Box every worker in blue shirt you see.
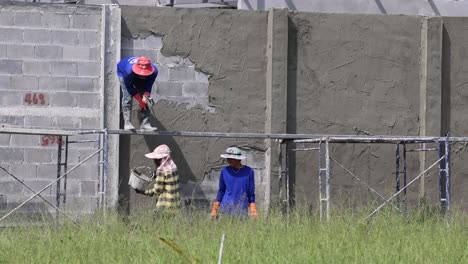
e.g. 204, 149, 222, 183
117, 56, 158, 131
211, 147, 257, 219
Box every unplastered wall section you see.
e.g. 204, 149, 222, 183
0, 3, 106, 219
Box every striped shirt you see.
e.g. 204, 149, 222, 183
144, 168, 181, 210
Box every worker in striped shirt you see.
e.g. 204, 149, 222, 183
137, 144, 181, 212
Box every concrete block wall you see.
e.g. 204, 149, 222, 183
0, 3, 106, 220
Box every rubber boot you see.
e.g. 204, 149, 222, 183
123, 110, 135, 130
140, 110, 157, 131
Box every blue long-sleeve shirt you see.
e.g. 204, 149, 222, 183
215, 165, 255, 216
117, 56, 158, 96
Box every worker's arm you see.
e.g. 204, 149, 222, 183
248, 169, 257, 219
144, 170, 165, 196
211, 171, 226, 219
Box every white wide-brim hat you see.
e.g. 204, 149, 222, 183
145, 144, 171, 159
220, 147, 246, 160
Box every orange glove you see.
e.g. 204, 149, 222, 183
134, 93, 147, 110
249, 203, 257, 220
211, 201, 220, 219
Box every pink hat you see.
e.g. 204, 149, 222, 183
132, 56, 155, 76
145, 144, 171, 159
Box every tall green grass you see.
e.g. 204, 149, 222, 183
0, 207, 466, 264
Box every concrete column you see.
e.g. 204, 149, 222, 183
102, 4, 121, 209
264, 8, 288, 213
418, 16, 442, 200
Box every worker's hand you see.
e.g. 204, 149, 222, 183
249, 203, 258, 220
211, 201, 220, 220
134, 94, 147, 110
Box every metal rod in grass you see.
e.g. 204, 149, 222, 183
218, 232, 226, 264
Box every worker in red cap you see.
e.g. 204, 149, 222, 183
117, 56, 158, 131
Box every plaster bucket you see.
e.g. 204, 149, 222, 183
128, 166, 154, 191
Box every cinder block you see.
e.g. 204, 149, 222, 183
35, 45, 63, 60
0, 115, 24, 126
23, 61, 50, 75
38, 76, 66, 91
120, 48, 133, 59
0, 134, 10, 146
68, 164, 98, 181
121, 37, 140, 49
80, 180, 97, 196
63, 46, 91, 61
24, 116, 52, 128
157, 51, 181, 66
81, 117, 101, 129
0, 148, 24, 162
156, 81, 182, 97
14, 11, 42, 27
24, 149, 52, 163
89, 46, 101, 61
64, 180, 80, 196
42, 13, 70, 29
10, 163, 37, 179
0, 11, 14, 26
195, 70, 210, 83
0, 28, 23, 43
130, 49, 157, 64
52, 116, 81, 129
23, 180, 54, 196
155, 65, 169, 81
23, 29, 51, 44
0, 91, 22, 106
169, 66, 195, 81
37, 164, 57, 179
76, 93, 100, 109
79, 31, 101, 47
11, 135, 40, 147
142, 35, 163, 49
52, 30, 79, 46
77, 61, 100, 77
10, 76, 38, 90
0, 60, 22, 74
182, 82, 209, 97
67, 77, 97, 92
0, 181, 23, 195
51, 61, 78, 76
64, 197, 97, 214
49, 92, 77, 107
71, 15, 101, 30
0, 75, 10, 90
0, 43, 5, 58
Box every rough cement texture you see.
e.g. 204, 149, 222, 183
120, 6, 268, 213
288, 12, 425, 209
239, 0, 468, 16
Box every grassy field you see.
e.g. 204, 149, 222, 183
0, 208, 467, 264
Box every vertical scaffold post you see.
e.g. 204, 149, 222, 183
403, 143, 407, 216
63, 136, 69, 205
438, 139, 446, 214
325, 138, 330, 222
285, 140, 290, 219
278, 140, 283, 206
56, 136, 63, 211
103, 129, 109, 212
318, 140, 323, 221
97, 132, 102, 209
445, 135, 451, 223
395, 143, 400, 208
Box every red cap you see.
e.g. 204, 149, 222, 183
132, 56, 155, 76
